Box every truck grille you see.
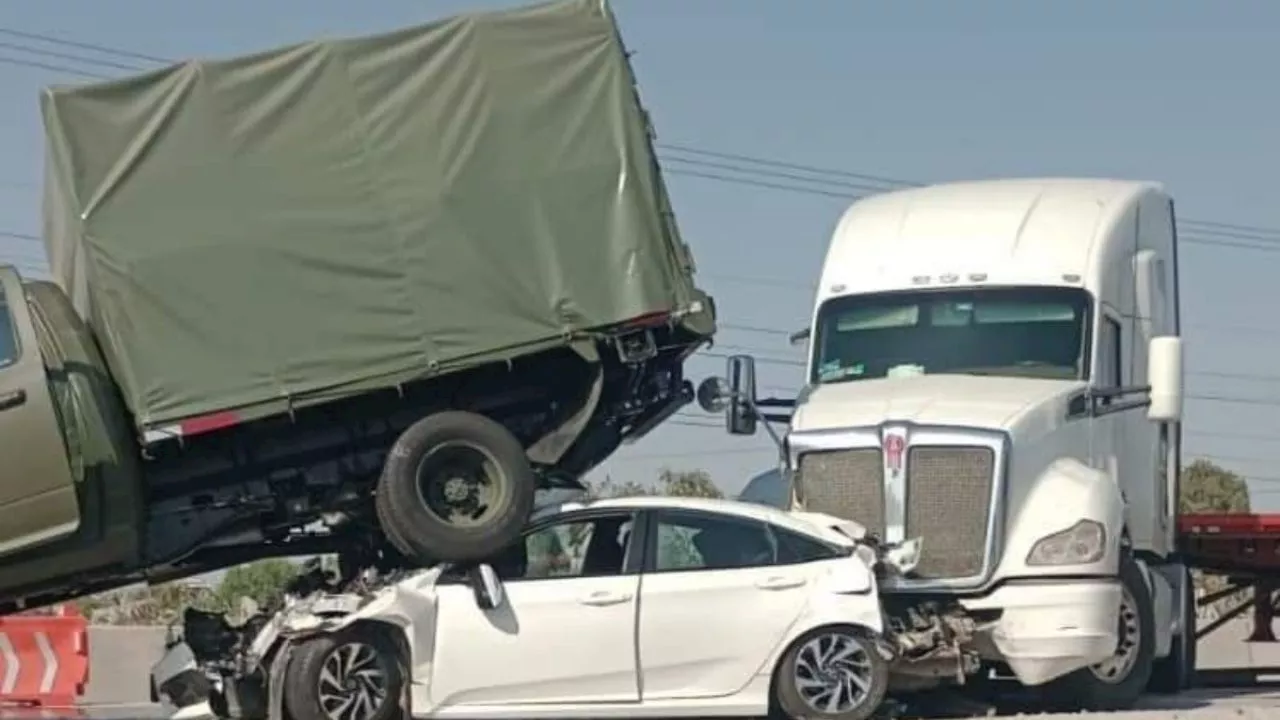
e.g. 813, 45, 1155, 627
797, 444, 996, 581
905, 446, 995, 579
797, 449, 885, 535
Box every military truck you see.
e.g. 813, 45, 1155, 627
0, 0, 714, 611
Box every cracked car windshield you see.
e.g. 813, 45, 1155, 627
809, 287, 1090, 385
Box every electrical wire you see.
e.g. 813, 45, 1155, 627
4, 28, 1280, 484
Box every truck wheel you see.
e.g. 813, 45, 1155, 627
1041, 552, 1155, 711
772, 625, 889, 720
376, 411, 535, 564
283, 628, 404, 720
1149, 565, 1196, 693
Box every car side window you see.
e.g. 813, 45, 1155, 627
652, 510, 778, 572
774, 527, 846, 565
0, 287, 18, 369
488, 512, 635, 582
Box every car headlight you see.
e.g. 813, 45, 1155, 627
1026, 519, 1106, 566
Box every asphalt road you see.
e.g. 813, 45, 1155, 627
0, 686, 1274, 720
5, 616, 1272, 720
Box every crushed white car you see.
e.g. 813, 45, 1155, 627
151, 496, 921, 720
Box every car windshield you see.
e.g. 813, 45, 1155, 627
0, 289, 16, 369
809, 286, 1091, 385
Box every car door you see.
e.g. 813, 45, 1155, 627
0, 267, 80, 556
428, 508, 643, 708
636, 509, 814, 700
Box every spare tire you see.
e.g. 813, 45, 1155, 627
375, 411, 535, 564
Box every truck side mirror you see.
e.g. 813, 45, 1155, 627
788, 327, 811, 347
1147, 336, 1183, 423
726, 355, 758, 436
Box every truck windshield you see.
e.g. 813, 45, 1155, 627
809, 286, 1091, 385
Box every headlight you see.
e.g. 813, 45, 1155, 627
1026, 519, 1106, 566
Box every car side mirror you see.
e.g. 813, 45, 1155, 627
1147, 336, 1183, 423
468, 564, 505, 610
726, 355, 758, 436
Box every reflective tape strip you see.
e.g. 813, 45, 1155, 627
33, 631, 56, 694
0, 632, 17, 694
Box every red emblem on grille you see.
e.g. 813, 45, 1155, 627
884, 434, 905, 477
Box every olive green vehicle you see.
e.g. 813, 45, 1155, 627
0, 0, 714, 611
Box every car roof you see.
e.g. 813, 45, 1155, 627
531, 495, 854, 547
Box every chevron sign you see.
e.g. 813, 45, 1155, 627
0, 628, 61, 698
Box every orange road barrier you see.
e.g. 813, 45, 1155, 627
0, 605, 89, 708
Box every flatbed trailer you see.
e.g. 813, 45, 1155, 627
1178, 513, 1280, 685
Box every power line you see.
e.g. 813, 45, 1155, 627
0, 28, 170, 64
0, 40, 147, 73
9, 30, 1280, 428
5, 25, 1280, 242
0, 55, 108, 80
5, 31, 1280, 254
657, 143, 916, 190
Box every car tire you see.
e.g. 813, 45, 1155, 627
283, 627, 404, 720
1041, 552, 1156, 711
376, 411, 536, 564
773, 625, 889, 720
1149, 564, 1196, 693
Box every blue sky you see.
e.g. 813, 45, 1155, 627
2, 1, 1280, 505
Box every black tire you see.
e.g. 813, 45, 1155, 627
773, 626, 889, 720
374, 472, 418, 561
283, 627, 404, 720
376, 411, 536, 564
1149, 564, 1197, 693
1041, 552, 1155, 711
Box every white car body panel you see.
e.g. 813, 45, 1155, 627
430, 575, 641, 706
154, 497, 894, 720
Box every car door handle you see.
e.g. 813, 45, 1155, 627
578, 591, 632, 607
0, 389, 26, 412
756, 576, 806, 591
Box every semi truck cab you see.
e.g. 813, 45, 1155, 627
702, 178, 1195, 711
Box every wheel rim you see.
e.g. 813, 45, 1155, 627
1090, 584, 1142, 684
793, 631, 876, 714
317, 642, 390, 720
415, 440, 508, 528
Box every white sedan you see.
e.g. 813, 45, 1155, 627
153, 496, 911, 720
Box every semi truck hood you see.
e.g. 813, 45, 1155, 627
790, 374, 1086, 433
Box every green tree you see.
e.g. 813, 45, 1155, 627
584, 469, 724, 568
1180, 458, 1251, 618
215, 559, 300, 615
75, 582, 221, 626
1180, 458, 1251, 514
655, 468, 724, 499
587, 469, 724, 500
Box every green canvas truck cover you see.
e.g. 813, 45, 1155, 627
39, 0, 706, 432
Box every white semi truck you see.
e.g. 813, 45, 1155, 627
699, 177, 1194, 711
